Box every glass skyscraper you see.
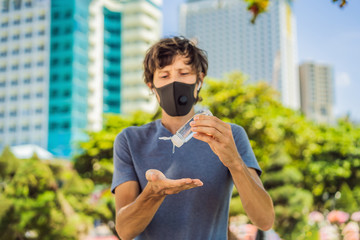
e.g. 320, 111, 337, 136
180, 0, 300, 109
1, 0, 162, 158
48, 0, 91, 157
87, 0, 162, 132
0, 0, 51, 151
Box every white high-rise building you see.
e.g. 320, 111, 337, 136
88, 0, 162, 131
0, 0, 50, 150
299, 62, 334, 124
179, 0, 300, 109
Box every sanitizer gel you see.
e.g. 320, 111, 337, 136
159, 109, 213, 151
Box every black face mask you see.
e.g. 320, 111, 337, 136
154, 81, 199, 117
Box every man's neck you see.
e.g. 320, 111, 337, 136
161, 108, 195, 134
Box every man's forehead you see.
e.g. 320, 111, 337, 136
158, 56, 193, 71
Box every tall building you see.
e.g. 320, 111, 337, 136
0, 0, 51, 151
48, 0, 91, 157
88, 0, 162, 131
299, 62, 334, 124
1, 0, 162, 157
179, 0, 300, 109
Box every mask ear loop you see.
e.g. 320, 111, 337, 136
197, 82, 202, 91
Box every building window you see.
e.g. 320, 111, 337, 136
51, 74, 58, 82
0, 112, 4, 117
9, 126, 16, 132
37, 61, 44, 67
51, 43, 59, 51
22, 125, 30, 131
65, 10, 72, 18
37, 45, 45, 51
52, 12, 60, 20
10, 95, 17, 101
23, 93, 31, 99
38, 30, 45, 36
11, 64, 19, 70
0, 81, 5, 87
13, 19, 20, 25
52, 27, 60, 35
0, 36, 8, 42
0, 96, 5, 102
24, 62, 31, 68
50, 122, 58, 130
63, 89, 71, 97
0, 65, 6, 72
62, 122, 70, 129
1, 21, 8, 27
1, 0, 10, 13
36, 76, 44, 82
64, 26, 72, 34
25, 0, 32, 8
10, 110, 17, 117
25, 17, 33, 23
51, 58, 59, 66
24, 47, 32, 53
62, 105, 70, 113
13, 0, 21, 10
35, 108, 42, 114
0, 50, 6, 57
11, 79, 18, 86
64, 58, 71, 65
35, 124, 42, 130
25, 32, 32, 38
24, 78, 31, 84
50, 90, 58, 98
64, 43, 71, 50
12, 49, 20, 55
36, 92, 43, 98
38, 14, 45, 20
64, 74, 71, 81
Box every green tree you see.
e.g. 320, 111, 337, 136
74, 111, 158, 185
0, 151, 95, 240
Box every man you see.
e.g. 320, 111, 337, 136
111, 36, 274, 240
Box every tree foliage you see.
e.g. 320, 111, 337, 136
0, 151, 95, 240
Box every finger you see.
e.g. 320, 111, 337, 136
191, 126, 222, 140
191, 116, 231, 134
193, 132, 218, 145
146, 169, 166, 182
164, 181, 203, 195
166, 178, 202, 188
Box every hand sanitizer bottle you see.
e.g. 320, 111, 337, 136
171, 109, 213, 148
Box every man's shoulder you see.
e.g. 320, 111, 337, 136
229, 123, 246, 137
115, 120, 159, 142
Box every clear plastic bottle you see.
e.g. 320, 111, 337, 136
170, 109, 213, 148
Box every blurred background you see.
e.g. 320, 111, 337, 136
0, 0, 359, 239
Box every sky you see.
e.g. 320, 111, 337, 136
161, 0, 360, 121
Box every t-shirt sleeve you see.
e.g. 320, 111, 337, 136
111, 129, 139, 193
231, 124, 262, 176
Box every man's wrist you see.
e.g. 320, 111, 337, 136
226, 156, 247, 172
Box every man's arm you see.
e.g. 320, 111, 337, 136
191, 115, 275, 231
114, 169, 203, 240
229, 164, 274, 231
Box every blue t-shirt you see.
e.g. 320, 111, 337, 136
111, 119, 261, 240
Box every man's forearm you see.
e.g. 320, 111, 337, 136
116, 184, 165, 240
229, 158, 275, 231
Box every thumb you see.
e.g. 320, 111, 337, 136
145, 169, 166, 182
